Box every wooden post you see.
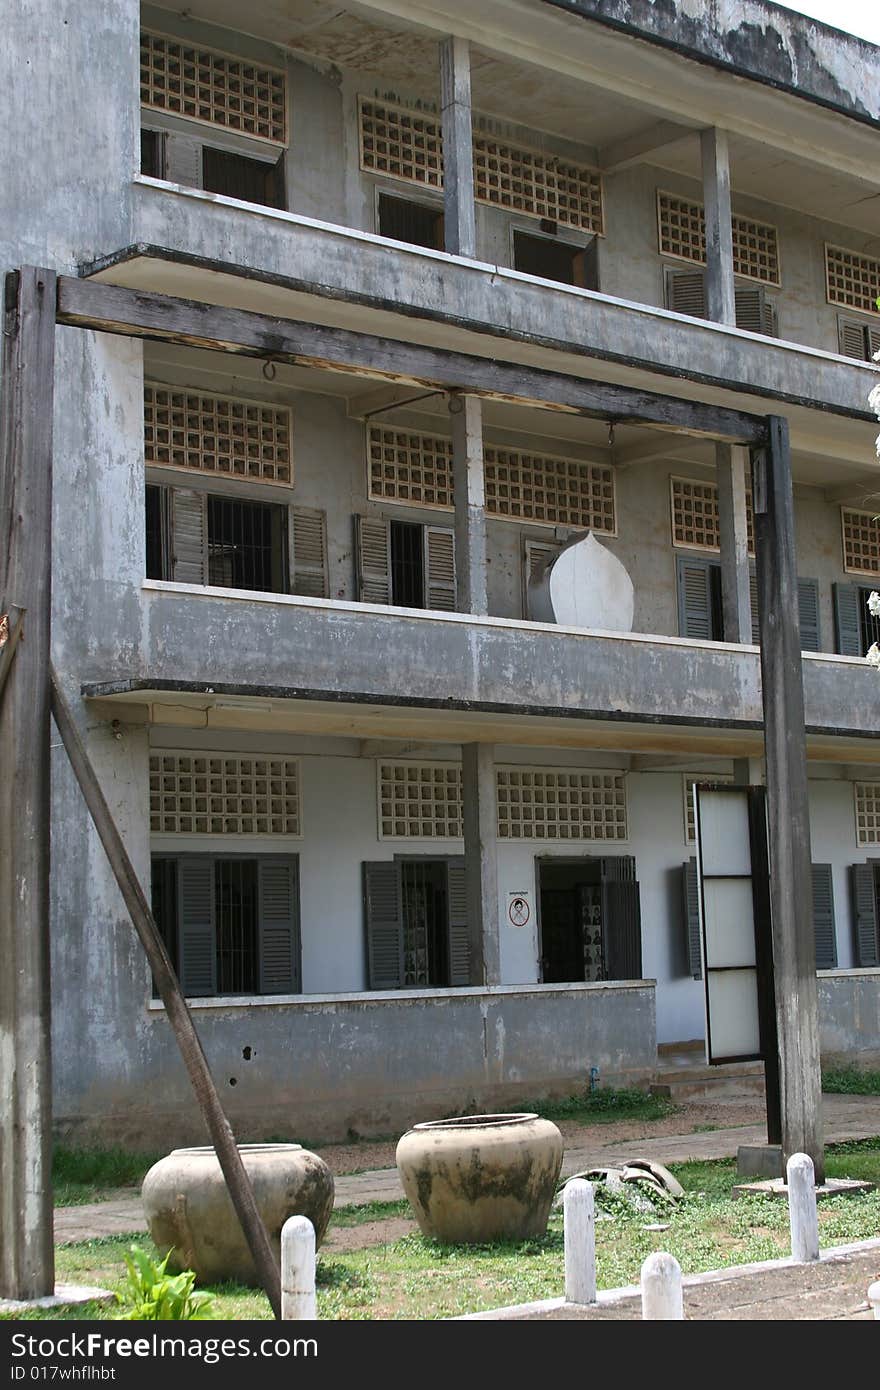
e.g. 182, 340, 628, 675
640, 1252, 684, 1320
787, 1152, 819, 1263
716, 443, 753, 644
281, 1216, 316, 1320
450, 392, 488, 616
461, 743, 499, 985
752, 416, 824, 1182
563, 1179, 596, 1305
439, 36, 477, 258
0, 268, 56, 1302
701, 128, 736, 327
48, 671, 283, 1319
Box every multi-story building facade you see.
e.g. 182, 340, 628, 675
4, 0, 880, 1144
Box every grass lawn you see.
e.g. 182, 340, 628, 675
822, 1067, 880, 1096
10, 1140, 879, 1322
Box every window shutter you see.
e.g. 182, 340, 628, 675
683, 858, 702, 979
363, 861, 404, 988
522, 538, 560, 619
356, 516, 392, 603
838, 316, 869, 360
734, 285, 763, 334
868, 326, 880, 360
664, 267, 707, 319
257, 858, 300, 994
170, 488, 208, 585
424, 525, 456, 611
851, 862, 880, 967
265, 155, 286, 211
677, 554, 714, 640
811, 864, 837, 970
749, 569, 759, 644
833, 582, 862, 656
177, 858, 216, 997
290, 506, 328, 597
600, 855, 642, 980
797, 578, 821, 653
446, 858, 471, 986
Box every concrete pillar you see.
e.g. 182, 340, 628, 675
439, 36, 477, 258
700, 127, 736, 327
716, 442, 753, 644
450, 393, 488, 616
461, 743, 500, 986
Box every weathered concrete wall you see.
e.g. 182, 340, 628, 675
53, 980, 657, 1146
818, 969, 880, 1066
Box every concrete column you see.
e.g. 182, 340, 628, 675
716, 442, 753, 643
700, 127, 736, 326
439, 36, 477, 258
450, 393, 488, 616
461, 743, 500, 986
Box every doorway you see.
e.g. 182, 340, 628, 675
537, 856, 642, 983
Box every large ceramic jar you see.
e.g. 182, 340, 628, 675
141, 1142, 334, 1286
396, 1113, 563, 1243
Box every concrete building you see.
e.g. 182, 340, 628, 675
3, 0, 880, 1145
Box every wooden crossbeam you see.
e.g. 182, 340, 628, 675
55, 275, 767, 445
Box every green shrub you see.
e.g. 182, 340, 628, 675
116, 1245, 217, 1321
822, 1067, 880, 1096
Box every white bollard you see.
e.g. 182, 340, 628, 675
786, 1152, 819, 1263
564, 1178, 596, 1305
281, 1215, 316, 1320
867, 1280, 880, 1320
641, 1252, 684, 1320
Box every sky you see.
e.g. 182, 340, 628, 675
779, 1, 880, 42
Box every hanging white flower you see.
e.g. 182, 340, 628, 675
868, 592, 880, 618
866, 643, 880, 669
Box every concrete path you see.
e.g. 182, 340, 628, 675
53, 1093, 880, 1244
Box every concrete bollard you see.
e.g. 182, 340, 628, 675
281, 1215, 316, 1320
868, 1280, 880, 1320
641, 1252, 684, 1320
786, 1152, 819, 1263
564, 1179, 596, 1305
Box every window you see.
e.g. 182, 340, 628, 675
144, 385, 292, 486
850, 861, 880, 966
677, 556, 821, 651
141, 129, 165, 178
657, 193, 780, 285
149, 752, 301, 836
140, 31, 286, 143
670, 476, 754, 555
202, 146, 285, 210
496, 767, 627, 841
833, 582, 880, 657
378, 762, 463, 839
537, 856, 641, 982
355, 515, 455, 609
664, 268, 778, 336
513, 229, 598, 289
837, 316, 880, 362
358, 98, 443, 188
841, 507, 880, 576
362, 858, 470, 989
151, 855, 300, 997
825, 245, 880, 316
377, 192, 444, 250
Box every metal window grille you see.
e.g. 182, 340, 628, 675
855, 783, 880, 845
378, 762, 463, 839
149, 753, 301, 835
144, 385, 292, 485
358, 97, 444, 188
368, 425, 454, 508
825, 245, 880, 316
496, 767, 627, 841
215, 859, 258, 994
683, 773, 733, 843
473, 132, 603, 233
657, 192, 779, 285
842, 508, 880, 575
140, 31, 286, 143
671, 477, 755, 554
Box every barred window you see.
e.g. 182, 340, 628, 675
140, 31, 286, 143
854, 783, 880, 846
842, 508, 880, 575
358, 97, 443, 188
671, 477, 755, 554
657, 192, 779, 286
825, 245, 880, 316
145, 385, 292, 485
378, 762, 463, 839
473, 133, 603, 234
368, 426, 454, 509
149, 753, 300, 835
496, 767, 627, 841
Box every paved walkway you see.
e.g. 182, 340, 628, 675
53, 1093, 880, 1245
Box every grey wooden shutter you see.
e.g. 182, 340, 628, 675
290, 506, 328, 597
677, 554, 714, 639
683, 858, 702, 979
170, 488, 208, 584
749, 568, 760, 644
833, 582, 862, 656
838, 316, 869, 360
177, 858, 216, 997
356, 516, 392, 603
363, 861, 404, 988
600, 855, 642, 981
258, 858, 300, 993
424, 525, 456, 610
734, 286, 776, 338
811, 864, 837, 970
797, 578, 821, 653
446, 858, 471, 986
868, 326, 880, 360
851, 862, 880, 967
664, 267, 707, 319
522, 537, 560, 619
